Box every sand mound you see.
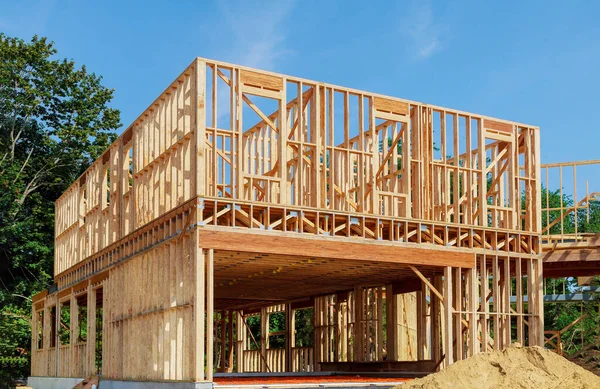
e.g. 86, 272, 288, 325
398, 345, 600, 389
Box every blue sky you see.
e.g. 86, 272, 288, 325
2, 0, 600, 169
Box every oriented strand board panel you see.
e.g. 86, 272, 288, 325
240, 70, 284, 91
483, 119, 513, 134
373, 96, 409, 116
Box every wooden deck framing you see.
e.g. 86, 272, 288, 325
541, 160, 600, 277
32, 58, 543, 382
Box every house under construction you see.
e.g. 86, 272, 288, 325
29, 58, 544, 389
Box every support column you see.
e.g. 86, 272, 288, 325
353, 286, 363, 362
55, 301, 59, 377
492, 256, 500, 350
417, 283, 427, 360
193, 234, 205, 381
236, 310, 245, 373
227, 310, 234, 372
443, 267, 453, 367
70, 294, 78, 377
503, 257, 511, 348
516, 257, 524, 344
431, 276, 442, 367
339, 294, 348, 362
207, 248, 214, 381
195, 58, 206, 196
453, 268, 462, 361
528, 256, 544, 347
386, 284, 397, 361
467, 268, 478, 357
219, 312, 226, 372
537, 257, 544, 347
285, 303, 293, 372
480, 254, 489, 352
31, 306, 38, 374
260, 307, 269, 372
87, 286, 97, 375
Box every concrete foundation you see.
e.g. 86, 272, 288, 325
214, 385, 402, 389
28, 377, 84, 389
99, 380, 213, 389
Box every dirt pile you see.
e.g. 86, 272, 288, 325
398, 344, 600, 389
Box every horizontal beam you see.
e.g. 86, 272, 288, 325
511, 293, 598, 303
541, 159, 600, 168
198, 227, 476, 268
543, 248, 600, 263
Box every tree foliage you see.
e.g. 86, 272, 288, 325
0, 33, 119, 386
541, 187, 600, 358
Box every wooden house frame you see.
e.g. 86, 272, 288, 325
541, 160, 600, 277
31, 58, 543, 387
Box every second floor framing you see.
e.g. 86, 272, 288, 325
54, 58, 542, 277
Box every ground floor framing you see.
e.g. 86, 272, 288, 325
31, 199, 544, 386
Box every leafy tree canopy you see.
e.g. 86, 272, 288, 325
0, 33, 120, 386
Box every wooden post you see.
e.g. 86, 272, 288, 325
386, 284, 396, 361
492, 256, 500, 350
431, 276, 441, 367
195, 58, 206, 197
478, 119, 487, 227
228, 310, 234, 372
516, 257, 524, 344
417, 282, 427, 360
527, 258, 535, 346
480, 255, 489, 352
279, 80, 288, 204
88, 286, 97, 375
285, 303, 292, 372
453, 268, 462, 361
536, 257, 544, 346
503, 257, 511, 347
207, 248, 214, 381
467, 268, 478, 356
236, 310, 244, 373
260, 307, 268, 372
340, 293, 348, 362
220, 312, 226, 371
443, 267, 453, 367
194, 238, 205, 381
353, 286, 363, 362
71, 294, 78, 377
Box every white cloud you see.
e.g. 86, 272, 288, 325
402, 1, 446, 60
217, 0, 295, 70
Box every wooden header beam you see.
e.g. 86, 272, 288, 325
198, 228, 475, 269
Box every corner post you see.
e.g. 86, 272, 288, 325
195, 58, 207, 198
206, 248, 215, 380
193, 235, 205, 381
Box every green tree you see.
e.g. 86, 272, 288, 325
541, 187, 576, 235
540, 186, 600, 359
0, 33, 120, 386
